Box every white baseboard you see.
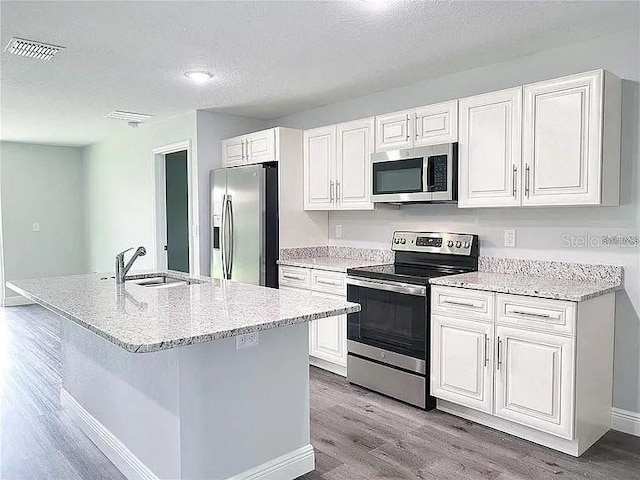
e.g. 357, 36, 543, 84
230, 444, 315, 480
611, 407, 640, 437
310, 356, 347, 377
3, 296, 35, 307
60, 389, 158, 480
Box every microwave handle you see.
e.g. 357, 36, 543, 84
424, 156, 435, 192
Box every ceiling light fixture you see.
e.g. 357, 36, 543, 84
184, 71, 214, 84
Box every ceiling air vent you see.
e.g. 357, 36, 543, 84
4, 37, 65, 60
105, 110, 153, 127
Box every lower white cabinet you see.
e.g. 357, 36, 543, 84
279, 265, 347, 376
494, 325, 575, 439
431, 314, 493, 413
431, 286, 615, 457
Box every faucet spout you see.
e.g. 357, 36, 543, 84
115, 246, 147, 283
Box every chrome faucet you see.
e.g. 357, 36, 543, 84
115, 246, 147, 283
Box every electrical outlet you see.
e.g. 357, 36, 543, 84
236, 332, 259, 350
504, 229, 516, 247
32, 222, 40, 232
335, 224, 343, 239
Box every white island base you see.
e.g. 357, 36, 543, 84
60, 319, 314, 480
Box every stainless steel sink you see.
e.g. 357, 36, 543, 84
129, 274, 205, 288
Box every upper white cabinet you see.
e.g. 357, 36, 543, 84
522, 70, 620, 206
375, 100, 458, 152
459, 70, 621, 208
304, 118, 374, 211
458, 88, 523, 208
222, 128, 276, 166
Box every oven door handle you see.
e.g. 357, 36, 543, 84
346, 277, 426, 296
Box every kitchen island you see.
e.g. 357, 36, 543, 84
7, 272, 360, 480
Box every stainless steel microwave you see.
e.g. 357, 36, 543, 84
370, 143, 457, 203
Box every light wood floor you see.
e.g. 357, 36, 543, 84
1, 305, 639, 480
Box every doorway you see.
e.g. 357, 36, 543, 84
152, 140, 198, 276
164, 150, 189, 273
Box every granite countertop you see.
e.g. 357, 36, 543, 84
277, 256, 387, 273
7, 271, 360, 354
429, 271, 622, 302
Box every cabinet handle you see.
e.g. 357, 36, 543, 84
415, 112, 419, 140
330, 181, 335, 203
497, 337, 502, 370
406, 114, 410, 140
525, 164, 530, 198
241, 140, 245, 159
512, 164, 518, 197
443, 299, 479, 309
317, 279, 341, 287
511, 309, 551, 319
484, 334, 489, 367
336, 180, 341, 201
283, 274, 305, 281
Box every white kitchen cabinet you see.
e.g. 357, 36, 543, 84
431, 314, 493, 413
375, 100, 458, 152
494, 325, 574, 439
222, 128, 277, 166
279, 266, 348, 376
303, 126, 335, 210
222, 137, 245, 166
431, 286, 615, 456
304, 119, 374, 211
458, 88, 523, 208
336, 118, 374, 210
414, 100, 458, 147
375, 110, 412, 151
310, 290, 347, 370
522, 70, 621, 206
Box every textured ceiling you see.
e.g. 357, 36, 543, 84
1, 1, 638, 147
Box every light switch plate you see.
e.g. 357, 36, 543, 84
504, 229, 516, 247
32, 222, 40, 232
236, 332, 259, 350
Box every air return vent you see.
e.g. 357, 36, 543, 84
105, 111, 153, 123
4, 37, 65, 60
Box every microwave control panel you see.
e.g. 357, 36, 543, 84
428, 155, 448, 192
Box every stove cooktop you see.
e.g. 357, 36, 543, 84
347, 263, 470, 286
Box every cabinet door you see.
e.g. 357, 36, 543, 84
247, 128, 276, 164
522, 71, 603, 206
431, 314, 493, 413
222, 137, 245, 166
309, 291, 347, 367
375, 110, 412, 151
494, 325, 575, 439
336, 118, 374, 210
303, 126, 335, 210
414, 100, 458, 146
458, 88, 522, 208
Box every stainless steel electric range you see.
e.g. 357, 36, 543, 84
346, 231, 479, 409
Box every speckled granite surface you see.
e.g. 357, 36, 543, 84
279, 246, 393, 272
478, 257, 623, 284
7, 271, 360, 354
431, 263, 623, 302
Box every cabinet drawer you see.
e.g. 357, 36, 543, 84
311, 270, 346, 296
497, 294, 576, 335
279, 266, 311, 289
431, 286, 494, 322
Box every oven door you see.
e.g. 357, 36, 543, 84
346, 277, 427, 361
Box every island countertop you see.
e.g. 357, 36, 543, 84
7, 272, 360, 354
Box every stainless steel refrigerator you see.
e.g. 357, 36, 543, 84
210, 162, 279, 287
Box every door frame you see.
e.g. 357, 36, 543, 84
152, 140, 199, 276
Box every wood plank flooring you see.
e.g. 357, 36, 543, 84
2, 305, 639, 480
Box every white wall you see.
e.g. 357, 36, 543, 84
82, 113, 197, 274
270, 30, 640, 416
0, 142, 86, 302
194, 111, 268, 276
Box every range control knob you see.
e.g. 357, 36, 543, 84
394, 238, 399, 244
464, 241, 471, 248
455, 241, 462, 248
401, 238, 406, 244
447, 240, 454, 248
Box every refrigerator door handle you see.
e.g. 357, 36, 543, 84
220, 194, 228, 278
227, 195, 234, 279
